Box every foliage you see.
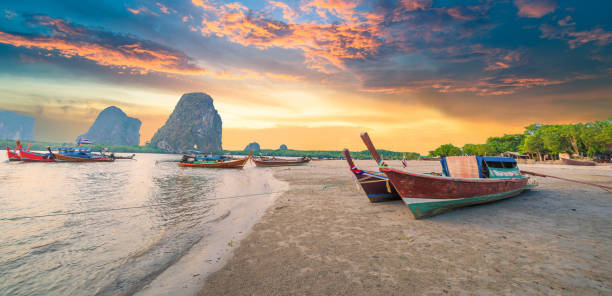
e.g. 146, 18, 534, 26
485, 134, 525, 154
427, 118, 611, 158
520, 119, 612, 157
428, 144, 462, 157
462, 143, 494, 156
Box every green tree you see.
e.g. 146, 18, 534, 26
486, 134, 525, 154
522, 132, 546, 161
462, 143, 493, 155
429, 144, 462, 157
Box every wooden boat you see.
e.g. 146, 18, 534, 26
112, 153, 135, 160
253, 156, 311, 167
343, 149, 399, 202
179, 151, 252, 168
561, 158, 596, 166
6, 146, 21, 161
53, 147, 114, 162
54, 154, 115, 162
19, 150, 56, 162
360, 132, 534, 219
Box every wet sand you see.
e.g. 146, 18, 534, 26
199, 160, 612, 295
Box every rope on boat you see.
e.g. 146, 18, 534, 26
357, 179, 387, 184
520, 170, 612, 192
0, 184, 350, 222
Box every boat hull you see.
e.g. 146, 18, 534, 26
55, 154, 115, 162
6, 149, 20, 161
18, 150, 56, 162
354, 172, 400, 202
561, 158, 596, 166
342, 149, 399, 202
178, 156, 250, 168
253, 158, 310, 167
382, 168, 531, 218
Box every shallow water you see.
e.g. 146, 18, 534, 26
0, 153, 281, 295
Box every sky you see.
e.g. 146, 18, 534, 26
0, 0, 610, 153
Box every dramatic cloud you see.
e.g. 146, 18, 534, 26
0, 15, 205, 75
193, 0, 383, 73
514, 0, 556, 18
0, 0, 609, 151
541, 25, 612, 49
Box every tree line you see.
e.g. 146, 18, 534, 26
428, 118, 612, 160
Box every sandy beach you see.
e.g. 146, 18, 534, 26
199, 160, 611, 295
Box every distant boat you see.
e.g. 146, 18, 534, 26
54, 147, 114, 162
179, 151, 252, 168
6, 146, 20, 161
112, 153, 135, 160
19, 150, 56, 162
360, 132, 535, 219
253, 156, 311, 167
561, 158, 596, 166
342, 148, 399, 203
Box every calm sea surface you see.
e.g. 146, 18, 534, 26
0, 153, 278, 295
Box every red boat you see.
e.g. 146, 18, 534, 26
342, 148, 399, 202
6, 146, 21, 161
360, 132, 534, 219
19, 150, 56, 162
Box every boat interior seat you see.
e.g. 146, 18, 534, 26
445, 156, 480, 178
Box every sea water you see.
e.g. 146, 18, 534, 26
0, 153, 285, 295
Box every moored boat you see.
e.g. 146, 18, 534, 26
54, 154, 114, 162
19, 150, 56, 162
112, 153, 135, 160
6, 146, 21, 161
360, 132, 535, 219
179, 151, 252, 168
561, 158, 596, 166
253, 156, 311, 167
343, 148, 399, 202
54, 147, 114, 162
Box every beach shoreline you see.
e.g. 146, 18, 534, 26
135, 167, 288, 296
199, 160, 611, 295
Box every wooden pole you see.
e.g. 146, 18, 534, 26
342, 149, 355, 168
360, 132, 386, 167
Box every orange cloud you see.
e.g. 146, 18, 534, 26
401, 0, 432, 11
566, 28, 612, 49
0, 16, 205, 75
268, 0, 298, 22
514, 0, 556, 18
300, 0, 360, 22
210, 68, 301, 81
541, 25, 612, 49
361, 74, 587, 96
194, 1, 383, 73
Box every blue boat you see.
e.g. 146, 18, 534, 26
55, 147, 114, 162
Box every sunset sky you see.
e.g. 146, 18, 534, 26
0, 0, 610, 153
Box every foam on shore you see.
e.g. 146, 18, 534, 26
135, 166, 288, 296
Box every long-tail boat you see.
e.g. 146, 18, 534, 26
253, 156, 311, 167
19, 150, 56, 162
179, 151, 252, 168
6, 146, 21, 161
112, 153, 135, 160
53, 147, 114, 162
360, 132, 535, 219
343, 149, 399, 202
560, 158, 596, 166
